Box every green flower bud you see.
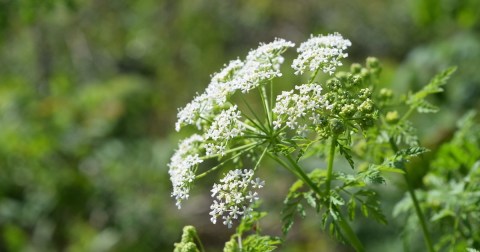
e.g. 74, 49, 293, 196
359, 116, 375, 129
359, 99, 374, 113
340, 104, 355, 117
366, 57, 379, 69
386, 111, 399, 124
359, 88, 372, 99
327, 78, 342, 90
330, 118, 345, 135
350, 63, 362, 74
181, 242, 200, 252
379, 88, 393, 100
335, 71, 350, 81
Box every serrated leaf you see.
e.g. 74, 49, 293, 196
361, 204, 368, 217
304, 192, 317, 208
407, 66, 457, 105
348, 198, 356, 221
377, 165, 406, 174
430, 208, 455, 222
416, 100, 439, 113
241, 234, 281, 252
330, 193, 345, 206
338, 143, 355, 169
398, 146, 429, 157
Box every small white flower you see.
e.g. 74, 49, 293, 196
205, 105, 245, 156
209, 169, 264, 228
232, 38, 295, 93
168, 135, 204, 209
251, 177, 265, 188
273, 84, 329, 132
175, 39, 294, 131
292, 33, 351, 76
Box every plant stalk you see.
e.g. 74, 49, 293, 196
283, 155, 364, 252
389, 138, 434, 252
325, 136, 337, 195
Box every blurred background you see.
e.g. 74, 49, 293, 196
0, 0, 479, 251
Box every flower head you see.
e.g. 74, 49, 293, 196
233, 38, 295, 93
209, 169, 264, 228
168, 134, 204, 209
273, 84, 330, 134
175, 39, 294, 131
292, 33, 351, 75
175, 60, 243, 131
205, 105, 246, 156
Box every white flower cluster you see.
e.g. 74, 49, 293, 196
235, 38, 295, 93
273, 84, 331, 134
209, 169, 264, 228
168, 134, 204, 209
175, 60, 243, 131
175, 39, 294, 131
292, 32, 351, 75
205, 105, 245, 156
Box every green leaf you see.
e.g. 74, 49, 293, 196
407, 66, 457, 106
348, 197, 356, 221
377, 166, 406, 174
338, 143, 355, 169
416, 100, 439, 113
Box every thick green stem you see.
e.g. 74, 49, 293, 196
325, 136, 337, 195
389, 139, 434, 252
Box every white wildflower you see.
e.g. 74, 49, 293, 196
273, 84, 329, 133
209, 169, 264, 228
175, 39, 294, 131
292, 33, 351, 75
233, 38, 295, 93
168, 134, 204, 209
205, 105, 245, 156
175, 60, 243, 131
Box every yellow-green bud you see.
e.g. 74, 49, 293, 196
379, 88, 393, 100
386, 111, 399, 124
350, 63, 362, 74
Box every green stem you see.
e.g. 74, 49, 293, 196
282, 155, 364, 252
309, 67, 321, 84
325, 136, 337, 195
193, 231, 205, 252
337, 214, 365, 252
404, 176, 435, 252
259, 86, 272, 131
285, 156, 324, 196
196, 143, 260, 179
389, 139, 434, 252
200, 142, 258, 160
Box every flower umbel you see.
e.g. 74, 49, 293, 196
168, 134, 204, 209
292, 32, 351, 75
209, 169, 264, 228
273, 84, 330, 134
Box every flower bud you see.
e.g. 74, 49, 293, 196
366, 57, 380, 69
386, 111, 400, 124
330, 118, 345, 135
379, 88, 393, 100
350, 63, 362, 74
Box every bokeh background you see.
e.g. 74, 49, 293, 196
0, 0, 479, 251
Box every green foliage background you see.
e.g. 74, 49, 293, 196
0, 0, 479, 251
